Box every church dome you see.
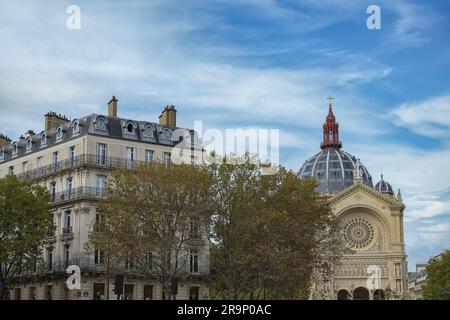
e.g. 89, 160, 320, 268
298, 97, 373, 194
299, 149, 373, 193
375, 175, 394, 196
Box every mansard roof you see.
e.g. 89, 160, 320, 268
0, 114, 200, 164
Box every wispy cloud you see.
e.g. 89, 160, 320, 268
387, 1, 438, 47
389, 94, 450, 137
0, 0, 448, 270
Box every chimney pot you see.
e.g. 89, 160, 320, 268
108, 96, 118, 117
159, 104, 177, 127
45, 111, 70, 131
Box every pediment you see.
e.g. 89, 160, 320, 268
328, 181, 404, 210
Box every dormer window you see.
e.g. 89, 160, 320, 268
161, 127, 172, 140
55, 127, 63, 141
72, 120, 81, 135
11, 142, 18, 156
41, 133, 47, 146
123, 121, 137, 136
142, 124, 155, 138
93, 116, 107, 132
26, 137, 33, 152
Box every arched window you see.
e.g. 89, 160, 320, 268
123, 121, 137, 136
162, 127, 171, 140
94, 116, 107, 132
41, 133, 47, 146
56, 127, 63, 140
26, 137, 33, 152
142, 124, 155, 138
12, 142, 18, 156
72, 120, 81, 135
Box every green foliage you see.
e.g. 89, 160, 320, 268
0, 175, 53, 299
207, 159, 343, 300
88, 158, 343, 300
87, 162, 213, 300
422, 249, 450, 300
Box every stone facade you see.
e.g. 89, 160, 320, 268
0, 97, 208, 300
303, 101, 408, 300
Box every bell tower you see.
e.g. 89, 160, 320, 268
320, 95, 342, 150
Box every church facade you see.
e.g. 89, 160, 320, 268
299, 100, 408, 300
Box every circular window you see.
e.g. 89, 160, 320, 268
97, 118, 105, 129
162, 127, 171, 139
343, 218, 374, 249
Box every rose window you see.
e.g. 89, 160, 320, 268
343, 218, 374, 249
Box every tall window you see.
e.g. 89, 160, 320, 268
94, 248, 104, 265
8, 166, 14, 175
96, 175, 107, 197
190, 218, 200, 239
190, 250, 199, 273
96, 143, 107, 165
47, 249, 53, 271
52, 152, 59, 170
50, 182, 56, 202
37, 156, 43, 170
66, 177, 73, 199
145, 252, 153, 270
126, 147, 135, 168
69, 146, 75, 166
64, 210, 71, 233
64, 245, 70, 268
22, 161, 29, 175
163, 152, 171, 167
94, 210, 101, 232
145, 150, 154, 164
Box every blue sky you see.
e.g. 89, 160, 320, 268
1, 0, 449, 270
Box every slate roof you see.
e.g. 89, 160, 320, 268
0, 114, 200, 164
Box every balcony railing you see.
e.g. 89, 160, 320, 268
62, 226, 73, 234
30, 257, 108, 275
49, 187, 106, 206
17, 154, 145, 181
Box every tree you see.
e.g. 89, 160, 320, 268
207, 157, 343, 299
87, 162, 213, 300
0, 175, 53, 299
422, 249, 450, 300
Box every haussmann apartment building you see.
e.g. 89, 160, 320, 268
0, 97, 208, 300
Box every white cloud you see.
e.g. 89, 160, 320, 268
418, 222, 450, 233
387, 1, 438, 47
0, 0, 392, 141
389, 95, 450, 137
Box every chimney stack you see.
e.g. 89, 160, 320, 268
45, 111, 70, 131
108, 96, 118, 117
0, 133, 11, 147
159, 105, 177, 127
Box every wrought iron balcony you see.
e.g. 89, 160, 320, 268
49, 187, 106, 206
17, 154, 145, 181
62, 226, 73, 234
